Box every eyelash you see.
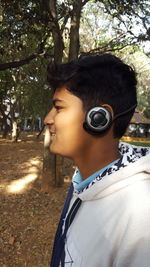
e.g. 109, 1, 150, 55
55, 105, 63, 111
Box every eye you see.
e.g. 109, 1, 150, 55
55, 105, 63, 112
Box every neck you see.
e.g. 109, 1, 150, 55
74, 139, 120, 179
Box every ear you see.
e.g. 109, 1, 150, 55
101, 104, 114, 119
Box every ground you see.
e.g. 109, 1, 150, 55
0, 133, 72, 267
0, 133, 149, 267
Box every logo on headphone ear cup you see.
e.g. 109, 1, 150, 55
83, 106, 112, 135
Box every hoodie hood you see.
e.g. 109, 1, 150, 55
74, 142, 150, 201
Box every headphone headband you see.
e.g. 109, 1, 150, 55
113, 104, 137, 121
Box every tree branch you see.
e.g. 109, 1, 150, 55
81, 0, 90, 7
0, 48, 53, 71
80, 41, 136, 57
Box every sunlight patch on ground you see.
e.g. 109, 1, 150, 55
64, 176, 71, 183
6, 174, 38, 193
6, 158, 41, 194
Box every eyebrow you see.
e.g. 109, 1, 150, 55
52, 98, 65, 105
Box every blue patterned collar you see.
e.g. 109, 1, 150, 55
72, 142, 150, 194
72, 159, 119, 192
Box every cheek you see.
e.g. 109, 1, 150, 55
55, 112, 86, 144
61, 121, 90, 153
56, 111, 85, 133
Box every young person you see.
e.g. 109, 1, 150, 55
44, 54, 150, 267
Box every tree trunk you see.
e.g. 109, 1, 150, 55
41, 0, 65, 190
42, 127, 56, 191
48, 0, 64, 63
1, 115, 10, 138
41, 0, 83, 190
52, 26, 64, 63
42, 126, 64, 191
11, 120, 21, 142
0, 105, 10, 138
55, 154, 64, 187
2, 121, 10, 138
68, 1, 82, 61
12, 121, 18, 142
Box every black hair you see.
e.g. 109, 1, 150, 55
47, 53, 137, 138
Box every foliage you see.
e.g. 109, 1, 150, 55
117, 48, 150, 118
101, 0, 150, 49
0, 0, 150, 133
0, 0, 149, 187
80, 1, 133, 55
0, 0, 53, 130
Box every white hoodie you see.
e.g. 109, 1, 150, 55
62, 142, 150, 267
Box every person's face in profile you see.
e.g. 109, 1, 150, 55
44, 87, 94, 160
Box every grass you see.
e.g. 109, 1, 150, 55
124, 141, 150, 147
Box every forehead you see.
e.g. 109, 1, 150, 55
53, 87, 70, 99
53, 87, 80, 104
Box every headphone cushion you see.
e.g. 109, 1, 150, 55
84, 106, 112, 134
91, 111, 107, 126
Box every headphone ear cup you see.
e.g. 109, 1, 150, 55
83, 106, 112, 135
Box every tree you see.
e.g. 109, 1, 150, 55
133, 52, 150, 118
41, 0, 92, 190
0, 0, 149, 189
115, 47, 150, 119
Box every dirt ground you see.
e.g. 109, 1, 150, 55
0, 133, 73, 267
0, 133, 149, 267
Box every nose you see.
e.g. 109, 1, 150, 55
44, 107, 56, 126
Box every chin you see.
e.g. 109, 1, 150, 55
50, 146, 72, 159
49, 145, 58, 154
50, 144, 63, 155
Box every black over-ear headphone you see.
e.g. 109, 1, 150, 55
83, 104, 137, 135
